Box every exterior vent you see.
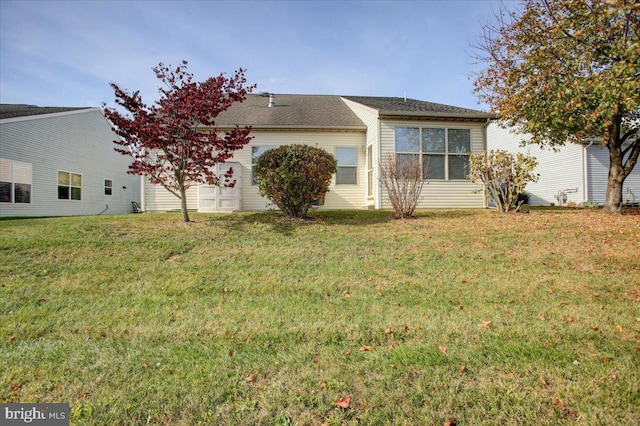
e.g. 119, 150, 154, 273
268, 94, 275, 108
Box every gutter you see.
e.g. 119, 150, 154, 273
210, 125, 368, 133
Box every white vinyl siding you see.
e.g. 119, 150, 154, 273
587, 145, 640, 205
379, 121, 485, 208
487, 123, 585, 206
0, 109, 140, 217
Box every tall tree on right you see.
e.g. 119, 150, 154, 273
473, 0, 639, 213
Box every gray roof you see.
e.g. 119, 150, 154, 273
342, 96, 494, 120
215, 94, 493, 129
0, 104, 92, 120
214, 94, 367, 130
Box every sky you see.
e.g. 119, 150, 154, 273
0, 0, 515, 111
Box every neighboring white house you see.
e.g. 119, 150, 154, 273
487, 122, 640, 206
141, 94, 495, 212
0, 104, 141, 217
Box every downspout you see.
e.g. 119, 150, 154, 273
482, 118, 492, 208
376, 118, 382, 210
140, 175, 146, 212
582, 140, 594, 204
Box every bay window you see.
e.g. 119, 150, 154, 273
394, 127, 471, 180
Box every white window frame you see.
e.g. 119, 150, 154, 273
104, 179, 113, 195
394, 126, 471, 181
251, 146, 274, 185
0, 159, 32, 204
58, 170, 82, 201
336, 146, 357, 185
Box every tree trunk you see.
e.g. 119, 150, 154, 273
603, 143, 625, 214
179, 184, 190, 222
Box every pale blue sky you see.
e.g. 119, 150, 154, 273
0, 0, 514, 111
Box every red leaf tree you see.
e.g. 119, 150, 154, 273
103, 60, 256, 222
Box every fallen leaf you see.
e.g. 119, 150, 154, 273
320, 381, 327, 388
246, 374, 257, 383
385, 327, 393, 334
9, 335, 16, 342
360, 345, 372, 352
539, 315, 546, 321
335, 396, 351, 409
459, 365, 466, 373
617, 325, 623, 333
439, 346, 448, 354
479, 321, 492, 328
444, 416, 457, 426
342, 350, 352, 356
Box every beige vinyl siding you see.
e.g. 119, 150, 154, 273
0, 109, 140, 217
143, 180, 198, 211
341, 98, 380, 207
379, 120, 485, 208
241, 131, 367, 210
142, 130, 367, 211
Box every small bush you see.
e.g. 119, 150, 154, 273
468, 149, 539, 213
379, 153, 426, 218
255, 144, 337, 218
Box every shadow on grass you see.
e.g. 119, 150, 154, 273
204, 209, 482, 236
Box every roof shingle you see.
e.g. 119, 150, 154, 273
342, 96, 493, 119
0, 104, 92, 120
214, 94, 367, 129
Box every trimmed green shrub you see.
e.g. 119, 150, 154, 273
255, 144, 337, 218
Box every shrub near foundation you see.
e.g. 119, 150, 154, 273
255, 144, 337, 218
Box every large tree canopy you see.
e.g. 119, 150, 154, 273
103, 61, 255, 222
474, 0, 639, 213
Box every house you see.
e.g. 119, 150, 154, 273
487, 122, 640, 206
141, 94, 494, 212
0, 104, 141, 217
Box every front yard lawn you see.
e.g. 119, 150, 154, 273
1, 209, 638, 424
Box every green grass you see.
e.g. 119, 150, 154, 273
1, 209, 639, 425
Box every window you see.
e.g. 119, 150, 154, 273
251, 146, 273, 185
58, 170, 82, 200
336, 147, 357, 185
0, 159, 32, 204
394, 127, 471, 180
104, 179, 113, 195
